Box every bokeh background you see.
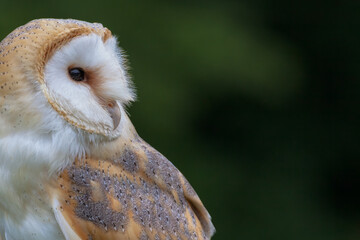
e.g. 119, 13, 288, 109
1, 1, 359, 239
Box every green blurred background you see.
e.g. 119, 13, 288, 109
1, 1, 359, 239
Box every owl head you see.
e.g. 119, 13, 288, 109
0, 19, 136, 171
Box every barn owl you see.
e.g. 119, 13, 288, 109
0, 19, 215, 240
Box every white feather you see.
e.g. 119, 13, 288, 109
52, 198, 81, 240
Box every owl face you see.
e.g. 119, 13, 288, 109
43, 33, 134, 138
0, 19, 135, 141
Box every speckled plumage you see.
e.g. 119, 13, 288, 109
0, 19, 214, 239
54, 137, 212, 239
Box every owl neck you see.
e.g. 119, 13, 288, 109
0, 113, 138, 219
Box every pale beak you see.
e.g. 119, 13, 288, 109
106, 101, 121, 130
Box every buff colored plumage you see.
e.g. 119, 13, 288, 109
0, 19, 214, 239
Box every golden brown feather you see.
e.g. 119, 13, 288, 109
51, 136, 214, 240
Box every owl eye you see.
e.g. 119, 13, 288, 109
68, 68, 85, 81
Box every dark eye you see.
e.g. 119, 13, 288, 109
68, 68, 85, 81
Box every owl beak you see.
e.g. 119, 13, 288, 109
106, 101, 121, 130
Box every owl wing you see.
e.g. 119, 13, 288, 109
51, 137, 214, 240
